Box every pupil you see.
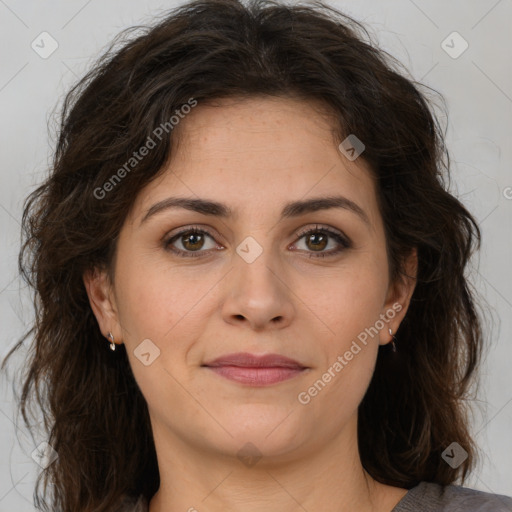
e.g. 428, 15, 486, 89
309, 233, 326, 250
185, 233, 203, 250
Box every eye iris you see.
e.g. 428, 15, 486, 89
183, 232, 204, 251
306, 232, 327, 251
174, 229, 338, 254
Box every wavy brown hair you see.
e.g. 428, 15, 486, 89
2, 0, 488, 510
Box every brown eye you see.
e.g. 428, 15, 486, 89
164, 228, 219, 257
181, 232, 206, 251
163, 224, 351, 259
304, 232, 328, 251
293, 225, 351, 258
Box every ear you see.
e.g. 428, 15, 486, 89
83, 267, 123, 347
379, 247, 418, 346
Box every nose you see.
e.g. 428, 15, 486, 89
221, 247, 295, 332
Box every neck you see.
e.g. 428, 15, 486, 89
147, 415, 407, 512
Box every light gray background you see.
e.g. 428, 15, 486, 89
1, 0, 511, 510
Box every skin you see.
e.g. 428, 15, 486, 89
84, 96, 417, 512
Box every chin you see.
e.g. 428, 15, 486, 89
217, 412, 307, 458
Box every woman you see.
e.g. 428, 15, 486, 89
3, 0, 511, 511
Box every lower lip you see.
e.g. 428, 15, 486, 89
205, 366, 306, 386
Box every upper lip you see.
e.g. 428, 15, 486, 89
203, 352, 307, 369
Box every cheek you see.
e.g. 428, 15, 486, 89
116, 275, 171, 338
114, 252, 193, 332
114, 258, 221, 369
299, 274, 385, 421
304, 263, 388, 342
309, 263, 388, 410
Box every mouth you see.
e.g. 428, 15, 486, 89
202, 352, 309, 386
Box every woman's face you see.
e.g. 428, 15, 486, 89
86, 96, 416, 462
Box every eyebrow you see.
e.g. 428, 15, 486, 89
140, 195, 371, 227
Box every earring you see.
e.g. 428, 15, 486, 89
388, 328, 397, 353
107, 332, 116, 351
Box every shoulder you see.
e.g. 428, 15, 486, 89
392, 481, 512, 512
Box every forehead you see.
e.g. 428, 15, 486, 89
130, 96, 380, 229
173, 95, 340, 158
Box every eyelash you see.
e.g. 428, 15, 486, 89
163, 224, 351, 259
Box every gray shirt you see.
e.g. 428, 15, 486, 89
391, 481, 512, 511
119, 481, 512, 511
